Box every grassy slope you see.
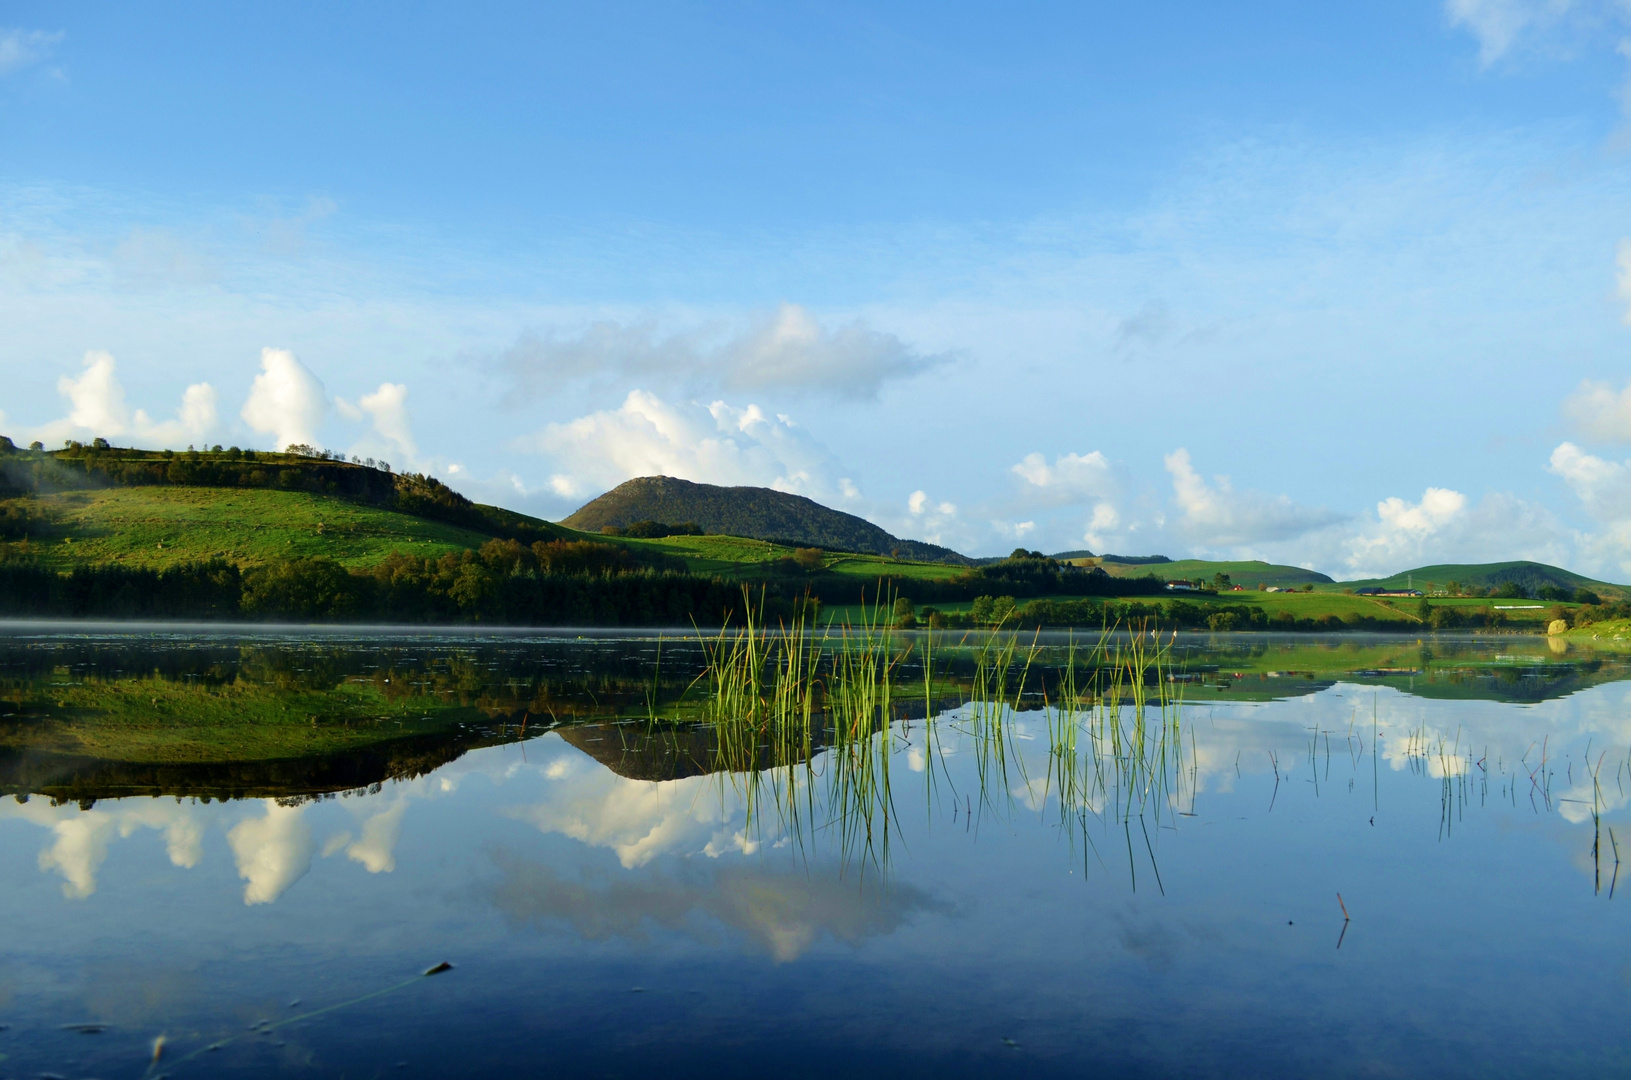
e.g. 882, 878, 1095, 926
611, 532, 965, 582
0, 484, 975, 584
1092, 558, 1332, 587
1335, 560, 1625, 598
6, 486, 497, 570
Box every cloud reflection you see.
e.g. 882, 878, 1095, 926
486, 850, 949, 962
0, 800, 203, 899
506, 749, 750, 868
227, 800, 314, 905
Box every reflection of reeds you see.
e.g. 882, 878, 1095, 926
690, 595, 1197, 887
695, 588, 906, 874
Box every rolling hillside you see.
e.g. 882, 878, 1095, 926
1337, 560, 1625, 599
1094, 557, 1333, 588
563, 475, 973, 565
0, 440, 570, 570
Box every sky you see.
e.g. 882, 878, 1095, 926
6, 1, 1631, 579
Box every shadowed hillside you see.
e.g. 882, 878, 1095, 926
564, 475, 974, 565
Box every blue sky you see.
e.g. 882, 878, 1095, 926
5, 2, 1631, 577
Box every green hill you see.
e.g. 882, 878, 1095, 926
1336, 560, 1626, 599
1095, 557, 1333, 588
562, 475, 973, 565
0, 439, 569, 570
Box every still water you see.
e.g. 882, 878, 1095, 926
2, 626, 1629, 1078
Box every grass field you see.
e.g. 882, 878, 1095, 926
3, 487, 495, 570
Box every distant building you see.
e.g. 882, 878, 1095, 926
1355, 587, 1422, 597
1165, 582, 1196, 592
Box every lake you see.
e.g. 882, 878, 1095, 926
2, 625, 1629, 1078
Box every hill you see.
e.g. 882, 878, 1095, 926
1094, 557, 1333, 588
563, 475, 973, 565
0, 439, 570, 570
1337, 560, 1625, 600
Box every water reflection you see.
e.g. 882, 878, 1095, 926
3, 629, 1631, 1077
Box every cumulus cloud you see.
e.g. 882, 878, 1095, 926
520, 389, 848, 503
1164, 448, 1345, 547
30, 350, 217, 447
1011, 451, 1117, 505
1549, 441, 1631, 516
227, 801, 314, 905
241, 347, 328, 452
0, 27, 63, 76
1445, 0, 1572, 63
904, 489, 960, 545
1562, 378, 1631, 441
496, 303, 948, 401
1328, 486, 1571, 578
338, 381, 418, 463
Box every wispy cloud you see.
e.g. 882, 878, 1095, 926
1164, 448, 1345, 548
494, 303, 950, 402
0, 27, 63, 77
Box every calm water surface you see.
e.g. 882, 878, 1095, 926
1, 626, 1629, 1078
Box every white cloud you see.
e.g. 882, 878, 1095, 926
241, 347, 328, 452
58, 350, 126, 435
0, 27, 63, 76
520, 389, 846, 503
29, 350, 216, 447
1446, 0, 1573, 63
358, 382, 416, 458
1323, 485, 1572, 579
1549, 441, 1631, 515
905, 489, 960, 545
508, 748, 744, 869
1562, 378, 1631, 441
1084, 502, 1123, 551
339, 381, 418, 465
1011, 451, 1117, 505
1, 801, 202, 899
1342, 487, 1469, 574
227, 801, 314, 906
1164, 448, 1345, 547
496, 303, 947, 401
346, 798, 408, 874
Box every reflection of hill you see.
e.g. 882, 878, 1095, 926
559, 720, 832, 781
0, 726, 532, 807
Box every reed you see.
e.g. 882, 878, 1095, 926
690, 593, 1194, 883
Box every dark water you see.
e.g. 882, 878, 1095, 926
2, 626, 1630, 1078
